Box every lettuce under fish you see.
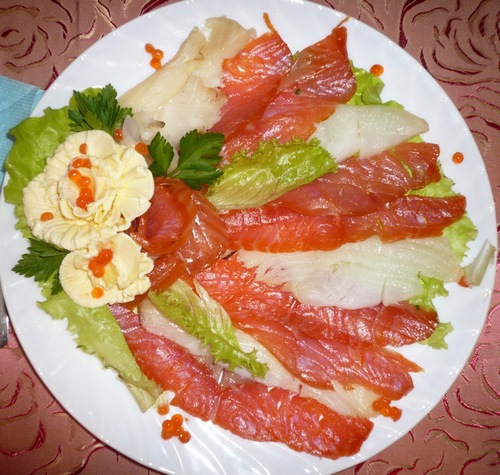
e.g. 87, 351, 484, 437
148, 280, 268, 378
207, 138, 336, 210
38, 291, 162, 411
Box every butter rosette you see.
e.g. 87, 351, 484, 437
23, 130, 154, 251
59, 233, 154, 308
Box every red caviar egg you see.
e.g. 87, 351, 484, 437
91, 287, 104, 299
152, 49, 164, 60
160, 413, 191, 443
68, 169, 82, 182
370, 64, 384, 76
88, 249, 113, 278
114, 128, 123, 141
145, 43, 164, 69
157, 403, 170, 416
372, 397, 401, 421
150, 58, 162, 69
73, 157, 92, 168
40, 212, 54, 221
452, 152, 464, 164
178, 430, 191, 444
135, 142, 149, 155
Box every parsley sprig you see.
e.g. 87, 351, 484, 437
68, 84, 132, 135
13, 239, 69, 295
148, 130, 224, 190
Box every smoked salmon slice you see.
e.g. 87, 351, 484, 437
110, 303, 374, 459
195, 255, 438, 347
110, 302, 221, 421
214, 377, 373, 459
130, 177, 197, 255
270, 142, 442, 216
222, 25, 356, 159
174, 191, 230, 274
216, 314, 419, 400
288, 302, 438, 347
209, 24, 293, 142
130, 177, 228, 272
220, 194, 466, 252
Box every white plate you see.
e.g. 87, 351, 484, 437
0, 0, 497, 474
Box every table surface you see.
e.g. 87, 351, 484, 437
0, 1, 499, 474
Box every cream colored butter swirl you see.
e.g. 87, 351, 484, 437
23, 130, 154, 251
59, 233, 154, 308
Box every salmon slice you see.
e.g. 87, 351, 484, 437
288, 302, 438, 347
209, 24, 293, 142
195, 256, 438, 347
220, 315, 419, 400
130, 177, 197, 255
270, 142, 442, 216
127, 183, 229, 308
195, 259, 421, 401
222, 25, 356, 159
174, 191, 230, 274
220, 194, 466, 252
214, 376, 373, 459
110, 303, 374, 459
110, 302, 221, 421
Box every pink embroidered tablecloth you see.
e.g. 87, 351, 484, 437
1, 1, 498, 474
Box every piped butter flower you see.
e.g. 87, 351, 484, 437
59, 233, 154, 308
23, 130, 154, 251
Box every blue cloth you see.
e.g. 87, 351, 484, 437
0, 76, 44, 185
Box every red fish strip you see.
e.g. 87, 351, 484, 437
209, 26, 293, 142
223, 314, 418, 399
130, 177, 197, 255
220, 194, 466, 252
222, 25, 356, 159
270, 142, 442, 216
195, 256, 438, 348
110, 303, 374, 459
214, 377, 373, 459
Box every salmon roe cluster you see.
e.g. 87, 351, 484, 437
157, 404, 191, 444
88, 248, 114, 278
372, 397, 402, 421
68, 143, 94, 211
145, 43, 164, 69
88, 248, 113, 300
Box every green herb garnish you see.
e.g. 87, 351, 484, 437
13, 238, 69, 295
148, 130, 224, 189
68, 84, 132, 135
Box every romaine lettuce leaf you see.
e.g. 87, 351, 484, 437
4, 106, 73, 206
348, 65, 402, 108
410, 174, 478, 260
420, 322, 454, 350
149, 280, 268, 378
207, 138, 336, 210
408, 276, 448, 311
38, 292, 161, 411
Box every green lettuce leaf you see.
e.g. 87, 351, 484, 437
348, 65, 402, 108
38, 292, 162, 411
207, 138, 336, 210
420, 322, 454, 350
410, 174, 478, 261
408, 275, 448, 312
149, 280, 268, 378
4, 106, 73, 207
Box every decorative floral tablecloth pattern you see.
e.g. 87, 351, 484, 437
1, 1, 498, 474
